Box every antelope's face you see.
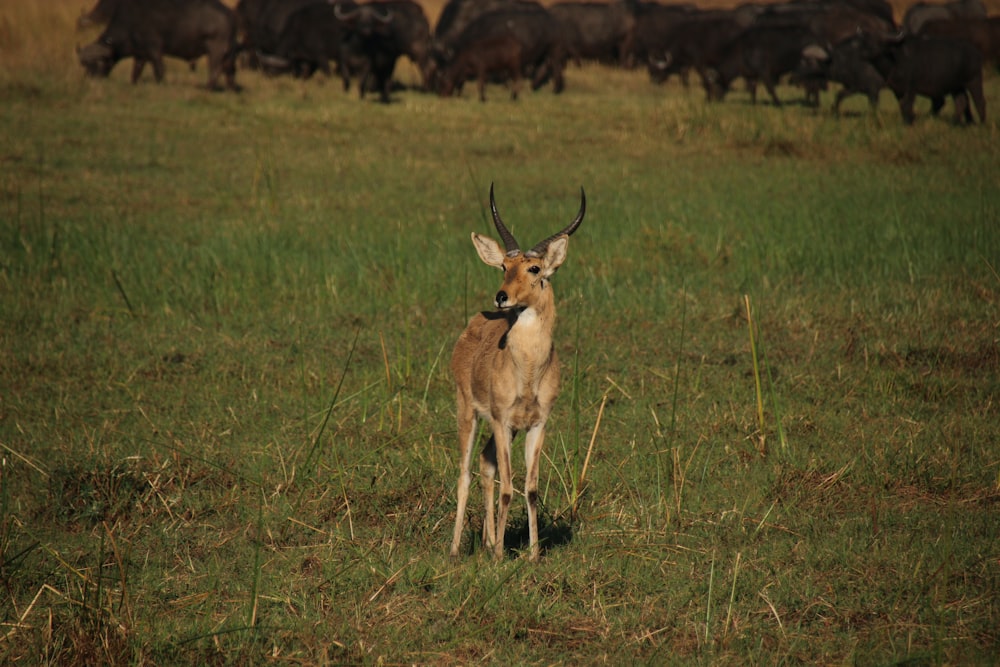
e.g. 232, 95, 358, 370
496, 253, 548, 310
472, 236, 569, 310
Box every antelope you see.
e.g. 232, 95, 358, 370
450, 184, 585, 561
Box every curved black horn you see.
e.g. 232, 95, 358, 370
489, 183, 521, 256
527, 187, 586, 256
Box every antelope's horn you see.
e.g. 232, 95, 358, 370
527, 187, 586, 256
489, 183, 520, 256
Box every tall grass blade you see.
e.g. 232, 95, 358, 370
299, 327, 361, 482
670, 279, 687, 432
705, 549, 716, 645
421, 339, 448, 408
111, 269, 136, 318
571, 393, 606, 520
744, 294, 766, 456
248, 499, 263, 632
725, 552, 741, 636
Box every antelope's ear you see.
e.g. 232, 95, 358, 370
541, 235, 568, 278
471, 233, 506, 268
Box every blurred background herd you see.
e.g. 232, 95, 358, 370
67, 0, 1000, 119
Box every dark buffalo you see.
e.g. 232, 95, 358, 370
337, 1, 429, 101
76, 0, 240, 90
806, 5, 896, 44
903, 0, 986, 34
433, 6, 568, 98
438, 33, 528, 100
548, 0, 639, 67
645, 12, 746, 98
433, 0, 541, 45
748, 0, 896, 44
234, 0, 330, 64
812, 31, 986, 124
882, 34, 986, 124
259, 1, 426, 102
630, 2, 703, 73
377, 0, 433, 88
712, 23, 823, 105
259, 1, 356, 81
921, 16, 1000, 71
796, 37, 887, 114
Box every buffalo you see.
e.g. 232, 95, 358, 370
257, 1, 357, 82
438, 33, 528, 100
806, 31, 986, 124
712, 23, 824, 105
338, 1, 433, 96
903, 0, 986, 35
434, 0, 541, 46
920, 16, 1000, 71
548, 0, 640, 67
882, 34, 986, 124
431, 5, 568, 98
234, 0, 331, 66
77, 0, 240, 91
646, 12, 746, 98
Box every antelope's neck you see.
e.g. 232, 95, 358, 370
507, 292, 556, 370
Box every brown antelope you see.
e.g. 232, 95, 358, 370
450, 184, 585, 561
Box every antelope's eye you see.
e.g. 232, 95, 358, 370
528, 265, 541, 274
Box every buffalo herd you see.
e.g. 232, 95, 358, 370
75, 0, 997, 124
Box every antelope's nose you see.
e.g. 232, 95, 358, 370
495, 291, 508, 308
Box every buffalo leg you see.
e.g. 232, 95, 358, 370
205, 51, 223, 91
151, 55, 165, 83
130, 58, 146, 84
478, 65, 488, 102
550, 60, 565, 94
762, 77, 782, 107
968, 75, 987, 123
930, 96, 946, 116
952, 92, 971, 125
898, 91, 916, 124
866, 88, 880, 114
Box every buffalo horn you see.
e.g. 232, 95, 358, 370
334, 3, 359, 20
527, 187, 586, 257
489, 183, 521, 256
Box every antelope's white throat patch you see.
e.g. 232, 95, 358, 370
514, 307, 540, 330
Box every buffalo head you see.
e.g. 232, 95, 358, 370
77, 39, 115, 77
334, 3, 393, 37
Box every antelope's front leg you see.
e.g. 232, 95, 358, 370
524, 423, 546, 561
491, 423, 515, 559
451, 407, 477, 558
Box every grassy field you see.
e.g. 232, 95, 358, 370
2, 1, 1000, 664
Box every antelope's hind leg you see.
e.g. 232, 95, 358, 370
492, 426, 516, 560
479, 433, 498, 554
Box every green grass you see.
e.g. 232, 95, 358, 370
2, 3, 1000, 664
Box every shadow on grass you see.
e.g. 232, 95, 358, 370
502, 510, 575, 559
453, 510, 575, 560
